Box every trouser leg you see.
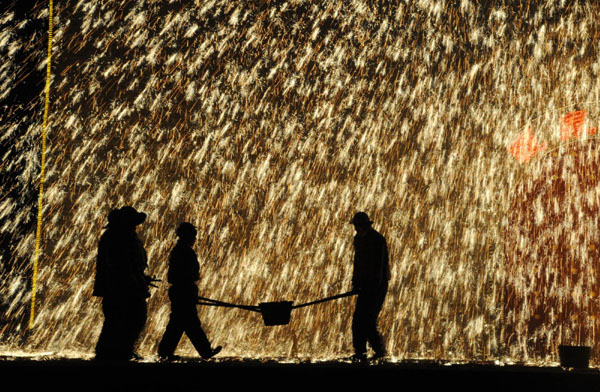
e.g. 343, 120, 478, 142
125, 299, 147, 357
96, 297, 132, 360
95, 298, 117, 358
159, 298, 213, 358
352, 283, 388, 356
158, 312, 185, 357
181, 309, 213, 358
352, 297, 369, 355
367, 282, 387, 355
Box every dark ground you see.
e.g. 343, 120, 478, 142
1, 357, 600, 392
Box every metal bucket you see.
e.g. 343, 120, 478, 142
256, 292, 357, 326
258, 301, 293, 326
558, 345, 591, 368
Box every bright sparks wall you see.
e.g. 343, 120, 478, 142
2, 1, 600, 363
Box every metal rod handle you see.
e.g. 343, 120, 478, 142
197, 296, 260, 312
292, 291, 357, 309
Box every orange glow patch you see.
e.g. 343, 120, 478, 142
559, 110, 596, 140
509, 111, 597, 164
507, 128, 547, 164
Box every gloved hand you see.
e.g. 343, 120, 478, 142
145, 275, 161, 288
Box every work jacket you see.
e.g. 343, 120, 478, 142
352, 228, 390, 293
167, 241, 200, 301
94, 227, 149, 300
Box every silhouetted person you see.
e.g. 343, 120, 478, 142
93, 206, 153, 360
349, 212, 390, 361
158, 222, 221, 360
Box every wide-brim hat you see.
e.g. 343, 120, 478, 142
104, 208, 121, 228
350, 211, 373, 226
118, 206, 146, 226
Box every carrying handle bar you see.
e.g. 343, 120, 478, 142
292, 291, 357, 309
198, 296, 260, 312
198, 291, 357, 312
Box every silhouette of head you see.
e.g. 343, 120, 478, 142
105, 208, 121, 228
118, 206, 147, 227
351, 212, 373, 228
351, 212, 372, 236
176, 222, 197, 244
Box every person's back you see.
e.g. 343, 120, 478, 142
167, 240, 200, 302
93, 227, 116, 298
352, 227, 390, 293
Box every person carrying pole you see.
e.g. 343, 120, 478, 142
158, 222, 222, 360
93, 206, 156, 360
349, 211, 390, 361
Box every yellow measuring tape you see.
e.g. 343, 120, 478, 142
29, 0, 53, 330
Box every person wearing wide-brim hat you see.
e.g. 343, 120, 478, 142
158, 222, 222, 360
94, 205, 155, 361
349, 211, 390, 361
116, 205, 147, 227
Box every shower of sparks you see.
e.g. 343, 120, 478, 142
2, 1, 600, 365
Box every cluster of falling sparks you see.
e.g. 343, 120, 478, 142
2, 1, 600, 365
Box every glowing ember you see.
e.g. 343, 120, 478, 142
560, 111, 593, 141
507, 128, 547, 164
1, 1, 600, 366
